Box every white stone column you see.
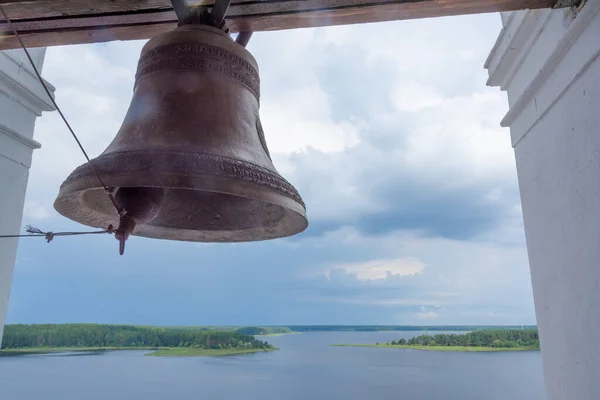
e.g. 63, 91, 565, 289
0, 48, 56, 344
486, 1, 600, 399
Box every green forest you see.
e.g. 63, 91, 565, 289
389, 329, 540, 349
1, 324, 274, 351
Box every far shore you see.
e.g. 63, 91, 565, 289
331, 344, 540, 352
255, 332, 302, 337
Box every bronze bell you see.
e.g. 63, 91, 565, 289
54, 25, 308, 250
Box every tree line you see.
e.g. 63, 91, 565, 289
386, 329, 539, 348
1, 324, 274, 350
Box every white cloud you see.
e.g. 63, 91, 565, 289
261, 85, 360, 155
295, 226, 534, 322
400, 91, 514, 187
23, 201, 51, 221
416, 311, 439, 320
329, 258, 426, 281
301, 296, 443, 307
392, 82, 445, 113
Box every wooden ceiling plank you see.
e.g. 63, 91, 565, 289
0, 0, 444, 21
0, 0, 557, 50
0, 0, 431, 32
0, 0, 172, 20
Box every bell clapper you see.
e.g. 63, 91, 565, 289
113, 187, 165, 255
115, 215, 136, 256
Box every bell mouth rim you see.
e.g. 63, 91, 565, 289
56, 174, 307, 217
60, 150, 304, 207
54, 151, 308, 242
54, 186, 308, 243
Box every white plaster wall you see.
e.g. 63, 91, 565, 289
486, 0, 600, 398
516, 56, 600, 399
0, 48, 55, 345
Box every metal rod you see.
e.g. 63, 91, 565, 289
170, 0, 191, 24
235, 31, 253, 47
210, 0, 231, 27
0, 4, 125, 217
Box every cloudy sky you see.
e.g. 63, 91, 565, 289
7, 12, 537, 326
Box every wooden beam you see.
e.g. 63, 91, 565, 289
0, 0, 557, 50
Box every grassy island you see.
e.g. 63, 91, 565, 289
332, 329, 540, 352
0, 324, 276, 357
332, 344, 538, 352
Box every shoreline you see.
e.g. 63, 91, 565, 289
0, 346, 167, 355
331, 344, 540, 352
146, 348, 278, 357
0, 346, 278, 357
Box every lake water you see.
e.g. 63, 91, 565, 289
0, 331, 546, 399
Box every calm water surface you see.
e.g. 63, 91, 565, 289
0, 331, 545, 399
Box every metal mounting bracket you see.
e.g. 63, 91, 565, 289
170, 0, 231, 29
